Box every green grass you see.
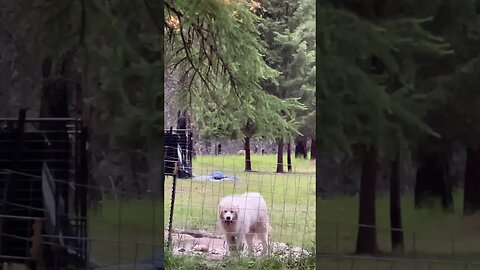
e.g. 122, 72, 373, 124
318, 190, 480, 269
166, 247, 316, 270
88, 199, 162, 265
165, 154, 316, 247
192, 154, 316, 174
86, 154, 314, 266
6, 199, 163, 268
317, 256, 480, 270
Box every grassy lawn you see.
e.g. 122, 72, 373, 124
85, 154, 314, 266
166, 248, 316, 270
317, 256, 480, 270
88, 199, 162, 265
164, 154, 316, 247
318, 190, 480, 269
192, 154, 316, 174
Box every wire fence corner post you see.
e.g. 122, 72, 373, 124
451, 236, 455, 258
133, 242, 139, 270
167, 162, 179, 249
412, 232, 417, 257
335, 222, 339, 254
118, 197, 122, 269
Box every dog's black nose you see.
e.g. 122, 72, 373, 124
226, 216, 231, 221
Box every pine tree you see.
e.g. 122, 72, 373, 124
170, 0, 307, 172
15, 0, 164, 195
319, 1, 452, 254
257, 0, 316, 170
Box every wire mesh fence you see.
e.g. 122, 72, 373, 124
0, 116, 164, 269
87, 197, 163, 267
318, 220, 480, 259
318, 254, 480, 270
318, 219, 480, 270
164, 145, 316, 259
0, 168, 164, 269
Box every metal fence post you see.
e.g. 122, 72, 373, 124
133, 243, 139, 270
451, 236, 455, 257
335, 222, 339, 254
167, 163, 179, 249
412, 232, 416, 257
118, 198, 122, 268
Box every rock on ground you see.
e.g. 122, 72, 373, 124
165, 228, 310, 260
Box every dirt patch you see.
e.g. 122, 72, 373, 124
165, 228, 310, 260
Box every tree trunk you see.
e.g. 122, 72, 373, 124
414, 150, 453, 211
463, 147, 480, 215
39, 54, 71, 213
295, 136, 308, 159
39, 56, 69, 126
244, 136, 252, 172
310, 137, 316, 160
276, 138, 284, 173
390, 156, 404, 252
80, 53, 103, 209
355, 146, 379, 254
287, 141, 292, 172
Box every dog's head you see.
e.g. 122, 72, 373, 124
218, 203, 239, 225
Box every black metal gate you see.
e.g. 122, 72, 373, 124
164, 128, 193, 178
0, 110, 88, 269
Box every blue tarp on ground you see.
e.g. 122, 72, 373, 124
192, 171, 240, 182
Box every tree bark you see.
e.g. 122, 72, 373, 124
295, 136, 308, 159
39, 54, 71, 210
414, 150, 453, 211
81, 56, 103, 209
390, 156, 404, 252
355, 146, 379, 254
287, 141, 292, 172
276, 138, 284, 173
310, 137, 316, 160
39, 55, 70, 126
244, 136, 252, 172
463, 147, 480, 215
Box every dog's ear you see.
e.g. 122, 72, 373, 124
218, 204, 224, 216
232, 206, 240, 220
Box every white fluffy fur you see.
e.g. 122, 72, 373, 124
217, 192, 270, 256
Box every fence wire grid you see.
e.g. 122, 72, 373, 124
318, 254, 480, 270
318, 220, 480, 260
0, 167, 163, 269
164, 145, 316, 259
318, 220, 480, 270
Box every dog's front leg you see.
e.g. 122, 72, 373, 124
244, 233, 255, 256
237, 237, 249, 256
258, 233, 269, 256
226, 233, 239, 255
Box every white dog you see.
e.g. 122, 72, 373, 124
217, 192, 270, 256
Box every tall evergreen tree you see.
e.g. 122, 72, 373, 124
258, 0, 316, 171
173, 0, 307, 172
319, 1, 452, 254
